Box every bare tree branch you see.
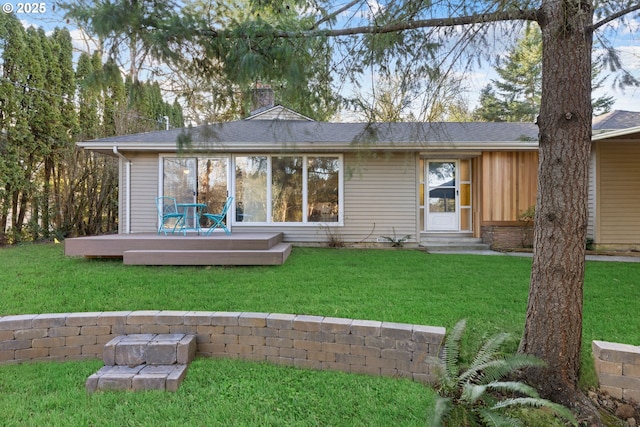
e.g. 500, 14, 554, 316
291, 9, 539, 37
592, 4, 640, 31
205, 8, 539, 39
310, 0, 362, 31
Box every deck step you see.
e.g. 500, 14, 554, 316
122, 242, 293, 266
65, 232, 285, 257
86, 334, 196, 393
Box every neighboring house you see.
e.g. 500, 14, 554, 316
77, 106, 640, 251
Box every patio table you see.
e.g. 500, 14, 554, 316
177, 203, 207, 234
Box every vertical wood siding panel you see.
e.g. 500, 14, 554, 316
481, 151, 538, 222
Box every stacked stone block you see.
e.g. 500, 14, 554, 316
86, 333, 196, 392
0, 311, 445, 384
593, 340, 640, 402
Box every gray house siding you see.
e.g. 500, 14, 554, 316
210, 152, 418, 244
587, 148, 597, 241
341, 152, 417, 243
596, 141, 640, 247
129, 153, 159, 234
118, 157, 127, 234
121, 152, 419, 244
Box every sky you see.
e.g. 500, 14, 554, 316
10, 1, 640, 117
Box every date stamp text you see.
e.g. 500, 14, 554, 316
2, 2, 48, 14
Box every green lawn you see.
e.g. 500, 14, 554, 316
1, 243, 639, 426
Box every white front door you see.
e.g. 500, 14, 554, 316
426, 160, 458, 231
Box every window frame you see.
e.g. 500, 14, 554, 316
158, 153, 344, 227
232, 154, 344, 227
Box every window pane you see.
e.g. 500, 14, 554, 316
429, 197, 456, 212
235, 156, 267, 222
308, 157, 339, 223
198, 157, 228, 214
272, 156, 303, 222
460, 159, 470, 182
428, 161, 455, 186
460, 183, 471, 206
163, 158, 196, 204
460, 207, 471, 231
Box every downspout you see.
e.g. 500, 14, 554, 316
112, 146, 131, 234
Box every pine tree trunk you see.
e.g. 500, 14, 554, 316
519, 0, 599, 421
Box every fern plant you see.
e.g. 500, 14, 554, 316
380, 227, 410, 247
428, 319, 578, 427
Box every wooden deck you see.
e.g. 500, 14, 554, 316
64, 232, 292, 266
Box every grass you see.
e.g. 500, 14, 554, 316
1, 243, 639, 425
0, 358, 433, 426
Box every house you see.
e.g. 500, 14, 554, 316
590, 112, 640, 251
76, 106, 640, 251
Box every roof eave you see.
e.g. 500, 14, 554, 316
78, 140, 540, 153
592, 125, 640, 141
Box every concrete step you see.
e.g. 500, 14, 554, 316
420, 237, 491, 253
87, 333, 196, 393
104, 334, 197, 366
422, 243, 492, 252
122, 242, 293, 266
86, 364, 189, 392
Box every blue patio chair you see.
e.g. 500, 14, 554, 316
156, 196, 186, 235
202, 196, 233, 236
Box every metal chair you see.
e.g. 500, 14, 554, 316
156, 196, 186, 235
202, 196, 233, 235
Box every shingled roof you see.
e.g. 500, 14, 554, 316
78, 110, 640, 155
593, 110, 640, 131
79, 120, 540, 154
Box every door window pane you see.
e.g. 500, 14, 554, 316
308, 157, 339, 222
163, 158, 196, 204
272, 156, 303, 222
235, 156, 267, 222
198, 157, 228, 214
428, 161, 456, 213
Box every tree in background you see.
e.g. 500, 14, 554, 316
0, 13, 30, 245
347, 69, 472, 122
0, 12, 183, 242
60, 0, 338, 123
474, 25, 615, 122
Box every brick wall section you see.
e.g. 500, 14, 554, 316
593, 340, 640, 402
0, 311, 445, 383
481, 222, 534, 250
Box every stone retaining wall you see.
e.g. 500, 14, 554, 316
0, 311, 445, 383
593, 340, 640, 401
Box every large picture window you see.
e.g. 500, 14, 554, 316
235, 155, 341, 224
161, 154, 341, 226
